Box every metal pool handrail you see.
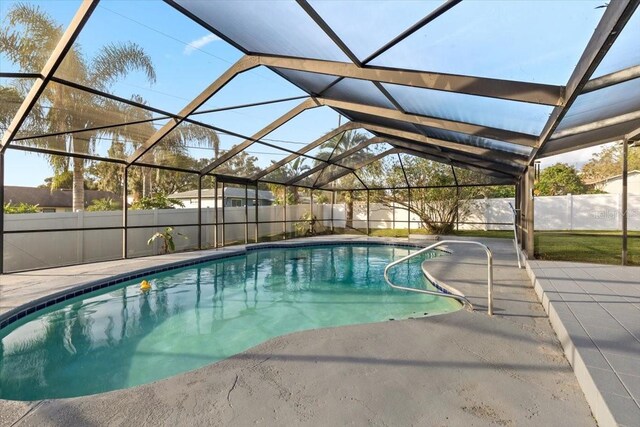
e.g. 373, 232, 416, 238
383, 240, 493, 315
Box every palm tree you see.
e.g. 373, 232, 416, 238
0, 86, 24, 130
316, 130, 370, 228
266, 156, 310, 205
285, 157, 310, 204
149, 121, 220, 194
111, 98, 220, 201
0, 83, 47, 136
1, 3, 156, 211
315, 129, 369, 166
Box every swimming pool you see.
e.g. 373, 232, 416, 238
0, 244, 460, 400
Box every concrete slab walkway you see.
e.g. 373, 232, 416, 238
527, 260, 640, 427
0, 237, 596, 426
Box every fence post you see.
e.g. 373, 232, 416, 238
483, 197, 489, 231
221, 182, 225, 247
244, 184, 249, 244
514, 183, 521, 247
283, 185, 287, 240
214, 178, 218, 248
77, 210, 84, 264
0, 153, 3, 273
525, 167, 535, 258
568, 194, 573, 231
255, 184, 259, 243
407, 188, 411, 235
366, 190, 370, 236
310, 189, 313, 235
456, 186, 460, 231
622, 138, 629, 265
392, 192, 396, 232
198, 175, 202, 250
331, 191, 335, 233
122, 166, 128, 259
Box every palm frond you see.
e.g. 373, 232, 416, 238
89, 42, 156, 89
0, 3, 64, 71
157, 122, 220, 160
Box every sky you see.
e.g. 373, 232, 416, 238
538, 142, 615, 170
0, 0, 623, 187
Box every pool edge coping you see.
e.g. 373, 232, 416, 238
420, 256, 470, 310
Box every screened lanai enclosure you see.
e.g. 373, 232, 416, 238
1, 0, 639, 272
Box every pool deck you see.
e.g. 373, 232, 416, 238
526, 259, 640, 427
0, 236, 602, 426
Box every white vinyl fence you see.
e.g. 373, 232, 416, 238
4, 194, 638, 271
3, 205, 311, 272
331, 194, 640, 232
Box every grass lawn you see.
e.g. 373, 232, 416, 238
450, 230, 513, 239
367, 228, 639, 265
535, 231, 639, 266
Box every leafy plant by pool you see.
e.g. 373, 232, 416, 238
295, 211, 317, 236
147, 227, 187, 254
0, 245, 460, 400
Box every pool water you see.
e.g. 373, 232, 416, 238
0, 245, 460, 400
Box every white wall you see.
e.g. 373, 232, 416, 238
4, 194, 639, 272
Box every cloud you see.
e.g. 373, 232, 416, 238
184, 33, 220, 55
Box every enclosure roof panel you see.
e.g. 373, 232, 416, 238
172, 0, 350, 61
1, 0, 639, 190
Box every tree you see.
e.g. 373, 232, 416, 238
39, 171, 96, 190
315, 130, 370, 165
535, 163, 587, 196
86, 198, 121, 212
1, 81, 47, 142
1, 83, 46, 132
315, 130, 370, 227
87, 122, 220, 202
213, 150, 259, 176
581, 144, 640, 184
130, 193, 184, 210
477, 185, 515, 198
365, 157, 484, 234
266, 157, 310, 205
1, 3, 156, 211
134, 120, 220, 198
265, 129, 372, 210
0, 86, 22, 130
87, 140, 126, 195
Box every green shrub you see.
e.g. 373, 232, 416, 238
4, 202, 39, 214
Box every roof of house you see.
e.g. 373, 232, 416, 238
586, 170, 640, 185
170, 188, 275, 201
3, 186, 119, 208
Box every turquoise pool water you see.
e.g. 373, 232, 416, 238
0, 245, 460, 400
